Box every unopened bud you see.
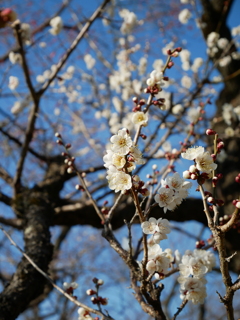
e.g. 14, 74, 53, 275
206, 129, 216, 135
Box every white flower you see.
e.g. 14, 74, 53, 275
108, 171, 132, 193
193, 249, 216, 272
132, 111, 148, 126
63, 281, 78, 290
154, 188, 176, 213
219, 55, 231, 67
195, 151, 217, 173
207, 32, 219, 48
231, 25, 240, 36
49, 16, 63, 35
8, 76, 19, 90
78, 307, 94, 320
178, 277, 207, 304
181, 75, 192, 89
103, 149, 126, 169
179, 49, 191, 63
179, 254, 208, 278
172, 104, 184, 115
187, 106, 201, 123
129, 146, 146, 165
178, 9, 192, 24
141, 218, 170, 242
119, 9, 138, 34
191, 57, 203, 72
9, 51, 22, 64
21, 23, 31, 45
110, 128, 132, 155
146, 244, 170, 275
217, 38, 229, 49
181, 146, 205, 160
146, 70, 164, 88
84, 54, 96, 70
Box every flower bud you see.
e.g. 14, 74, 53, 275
189, 165, 197, 173
183, 170, 191, 179
206, 129, 216, 135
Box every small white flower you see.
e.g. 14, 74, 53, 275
219, 55, 231, 67
195, 151, 217, 173
217, 38, 229, 49
108, 171, 132, 193
181, 146, 205, 160
49, 16, 63, 35
9, 51, 22, 64
110, 128, 132, 155
154, 188, 176, 213
178, 9, 192, 24
172, 104, 184, 115
8, 76, 19, 90
207, 32, 219, 48
129, 146, 146, 165
84, 54, 96, 70
132, 111, 148, 126
178, 277, 207, 304
181, 75, 192, 89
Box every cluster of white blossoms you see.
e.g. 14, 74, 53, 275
104, 128, 146, 193
141, 217, 171, 244
182, 146, 217, 175
154, 172, 192, 213
178, 249, 215, 304
49, 16, 63, 35
141, 217, 180, 276
109, 45, 141, 101
146, 70, 165, 90
119, 9, 138, 34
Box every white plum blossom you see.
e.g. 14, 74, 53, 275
207, 32, 219, 48
181, 75, 192, 89
231, 25, 240, 36
178, 9, 192, 24
172, 104, 184, 115
191, 57, 204, 72
119, 9, 138, 34
78, 307, 94, 320
49, 16, 63, 35
178, 276, 207, 304
217, 38, 229, 49
9, 51, 22, 64
179, 254, 208, 278
146, 244, 170, 275
132, 111, 148, 126
146, 70, 164, 89
222, 103, 237, 125
129, 146, 146, 165
138, 57, 147, 75
8, 76, 19, 90
182, 146, 217, 174
84, 54, 96, 70
154, 187, 176, 213
219, 55, 231, 67
108, 170, 132, 193
141, 218, 171, 243
110, 128, 132, 155
195, 151, 217, 173
181, 146, 205, 160
187, 106, 201, 123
